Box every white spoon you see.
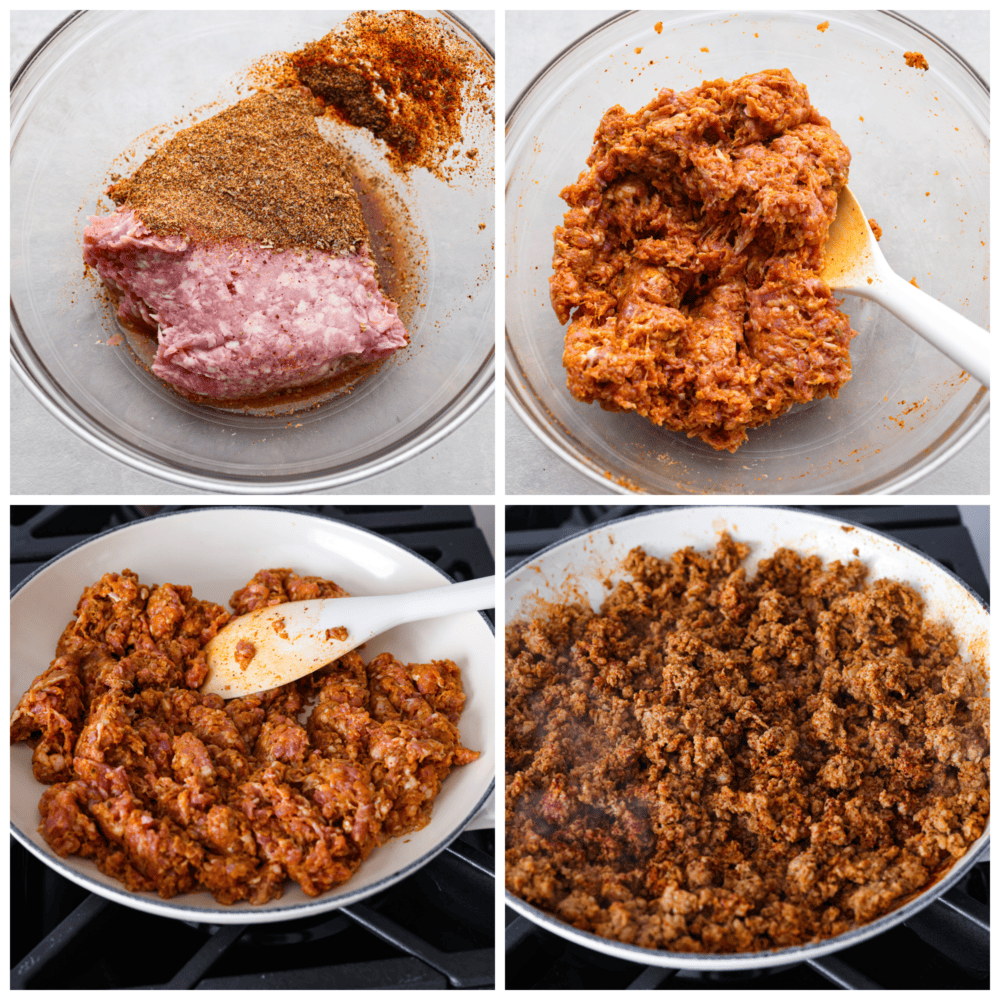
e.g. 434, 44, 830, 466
820, 186, 989, 388
201, 575, 495, 699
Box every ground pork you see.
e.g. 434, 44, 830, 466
506, 534, 988, 953
84, 209, 407, 399
13, 568, 477, 904
551, 69, 854, 451
83, 90, 408, 401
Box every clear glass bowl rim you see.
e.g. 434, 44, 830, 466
11, 9, 495, 494
504, 9, 989, 495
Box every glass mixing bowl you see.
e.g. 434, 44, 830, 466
12, 10, 494, 492
506, 10, 988, 494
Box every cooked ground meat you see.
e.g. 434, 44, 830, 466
550, 69, 855, 451
505, 535, 989, 953
12, 568, 478, 904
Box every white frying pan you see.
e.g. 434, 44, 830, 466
11, 507, 495, 924
505, 505, 988, 971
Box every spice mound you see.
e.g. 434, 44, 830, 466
11, 568, 479, 903
506, 535, 989, 953
83, 90, 408, 401
551, 69, 855, 451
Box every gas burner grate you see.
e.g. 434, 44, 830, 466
504, 505, 989, 990
12, 505, 494, 619
11, 505, 495, 989
13, 834, 494, 989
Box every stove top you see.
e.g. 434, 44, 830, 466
504, 504, 989, 990
11, 504, 495, 989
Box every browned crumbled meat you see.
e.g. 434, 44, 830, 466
505, 535, 989, 953
904, 51, 929, 71
550, 70, 855, 452
13, 568, 478, 905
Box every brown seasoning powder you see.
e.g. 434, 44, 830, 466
108, 91, 368, 252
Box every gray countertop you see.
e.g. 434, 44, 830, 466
505, 10, 989, 496
12, 10, 495, 496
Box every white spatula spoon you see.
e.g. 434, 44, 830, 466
820, 186, 989, 387
201, 575, 495, 699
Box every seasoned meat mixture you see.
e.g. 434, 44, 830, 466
551, 70, 855, 451
11, 568, 478, 904
84, 91, 408, 402
506, 536, 989, 952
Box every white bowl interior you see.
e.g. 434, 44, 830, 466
11, 507, 495, 923
505, 505, 988, 968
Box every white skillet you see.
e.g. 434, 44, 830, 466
505, 505, 988, 971
11, 507, 495, 924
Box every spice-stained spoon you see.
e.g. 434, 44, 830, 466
820, 186, 989, 388
200, 575, 495, 699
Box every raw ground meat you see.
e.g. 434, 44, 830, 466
506, 535, 989, 953
84, 209, 408, 399
551, 69, 855, 451
12, 568, 478, 904
83, 89, 408, 401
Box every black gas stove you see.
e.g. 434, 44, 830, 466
11, 505, 495, 990
505, 505, 989, 990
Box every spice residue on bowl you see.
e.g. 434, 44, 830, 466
267, 10, 494, 181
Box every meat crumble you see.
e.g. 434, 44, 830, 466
550, 70, 855, 451
11, 568, 478, 904
505, 535, 988, 952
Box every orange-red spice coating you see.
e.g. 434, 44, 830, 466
255, 11, 494, 179
12, 568, 479, 903
551, 69, 856, 452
